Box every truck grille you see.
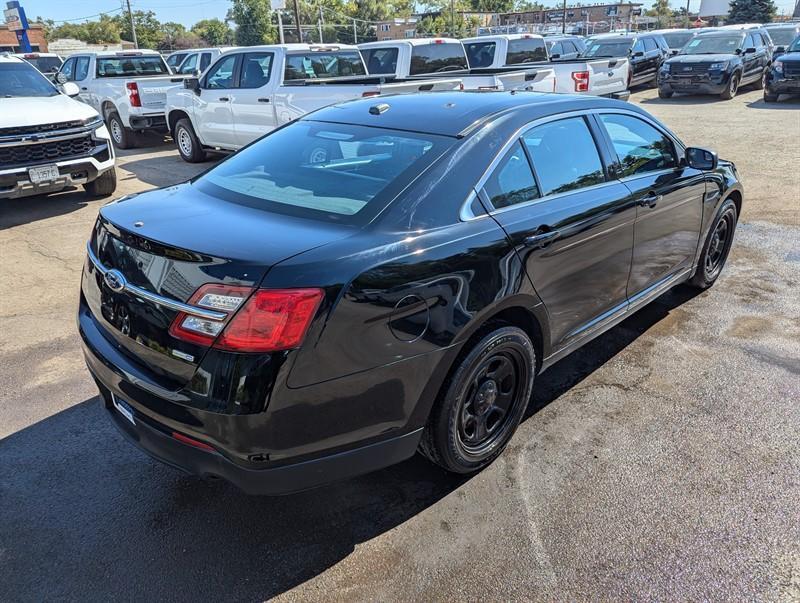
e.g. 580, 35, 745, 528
671, 63, 711, 74
784, 62, 800, 78
0, 135, 95, 167
0, 120, 89, 138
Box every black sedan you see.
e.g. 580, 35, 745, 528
79, 92, 743, 494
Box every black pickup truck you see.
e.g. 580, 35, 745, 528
658, 29, 773, 100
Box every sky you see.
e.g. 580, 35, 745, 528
17, 0, 800, 29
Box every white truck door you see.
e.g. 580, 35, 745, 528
73, 56, 96, 108
230, 51, 277, 147
195, 53, 238, 149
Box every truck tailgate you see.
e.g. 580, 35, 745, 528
130, 76, 183, 112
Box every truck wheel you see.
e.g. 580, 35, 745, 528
763, 89, 778, 102
107, 112, 136, 150
753, 68, 766, 90
720, 73, 739, 100
658, 88, 673, 99
84, 168, 117, 197
174, 119, 207, 163
419, 325, 535, 474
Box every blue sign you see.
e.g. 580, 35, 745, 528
4, 1, 32, 52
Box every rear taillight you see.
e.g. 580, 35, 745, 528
126, 82, 141, 107
572, 70, 590, 92
362, 90, 380, 97
168, 285, 323, 353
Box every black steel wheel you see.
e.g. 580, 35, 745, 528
690, 198, 738, 289
419, 325, 535, 474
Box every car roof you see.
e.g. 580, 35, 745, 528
359, 38, 461, 48
696, 29, 745, 37
223, 43, 359, 53
462, 34, 544, 43
0, 54, 25, 64
303, 91, 638, 138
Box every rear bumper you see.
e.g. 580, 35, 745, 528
128, 114, 167, 132
0, 153, 114, 200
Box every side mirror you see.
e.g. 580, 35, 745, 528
633, 50, 644, 57
61, 82, 81, 97
745, 47, 756, 54
550, 53, 561, 59
56, 72, 68, 84
685, 147, 718, 171
192, 68, 202, 78
184, 77, 201, 95
776, 46, 785, 52
670, 49, 679, 55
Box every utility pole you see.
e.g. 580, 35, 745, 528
450, 0, 455, 36
353, 18, 357, 44
318, 4, 323, 42
277, 11, 285, 43
561, 0, 567, 33
685, 0, 691, 28
293, 0, 302, 42
125, 0, 138, 48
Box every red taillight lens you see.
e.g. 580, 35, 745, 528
215, 288, 323, 353
169, 284, 252, 346
572, 70, 590, 92
172, 431, 216, 452
126, 82, 141, 107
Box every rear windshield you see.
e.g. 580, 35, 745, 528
0, 62, 58, 97
767, 28, 799, 46
166, 53, 188, 68
96, 56, 169, 77
464, 41, 497, 68
362, 48, 399, 74
582, 39, 633, 58
660, 31, 694, 48
195, 121, 453, 224
681, 35, 742, 55
22, 56, 62, 73
284, 51, 366, 80
410, 42, 468, 75
506, 37, 548, 63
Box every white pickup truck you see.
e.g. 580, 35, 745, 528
359, 38, 557, 92
0, 55, 116, 199
461, 34, 631, 99
56, 50, 187, 149
165, 43, 461, 163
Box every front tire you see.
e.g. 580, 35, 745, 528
753, 68, 766, 90
658, 88, 673, 99
720, 73, 740, 100
689, 198, 738, 290
106, 112, 136, 150
83, 168, 117, 197
419, 325, 535, 474
174, 118, 207, 163
763, 89, 778, 102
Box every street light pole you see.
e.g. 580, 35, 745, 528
562, 0, 567, 34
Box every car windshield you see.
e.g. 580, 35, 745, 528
789, 37, 800, 52
0, 62, 58, 97
768, 28, 799, 46
195, 121, 453, 224
661, 31, 694, 48
22, 56, 62, 73
96, 55, 169, 77
581, 39, 632, 57
680, 35, 742, 55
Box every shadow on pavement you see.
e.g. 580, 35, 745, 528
0, 284, 702, 601
120, 154, 213, 189
0, 187, 92, 231
640, 95, 727, 105
746, 97, 800, 110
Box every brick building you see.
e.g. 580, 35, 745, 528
375, 18, 419, 41
0, 22, 48, 52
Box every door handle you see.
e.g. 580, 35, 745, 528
523, 230, 560, 249
257, 97, 270, 103
81, 86, 88, 91
219, 97, 230, 102
637, 193, 662, 208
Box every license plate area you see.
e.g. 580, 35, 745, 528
28, 165, 60, 184
111, 393, 136, 426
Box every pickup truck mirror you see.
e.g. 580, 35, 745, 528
670, 49, 679, 56
184, 77, 201, 95
685, 147, 718, 171
633, 50, 644, 57
550, 53, 561, 59
56, 72, 68, 84
60, 82, 80, 97
745, 47, 756, 54
776, 45, 785, 52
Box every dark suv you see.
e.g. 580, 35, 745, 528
658, 29, 773, 99
764, 34, 800, 102
582, 32, 669, 87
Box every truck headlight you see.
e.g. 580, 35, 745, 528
709, 62, 729, 71
773, 61, 783, 74
94, 124, 111, 140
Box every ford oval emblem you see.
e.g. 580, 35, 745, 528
104, 269, 126, 293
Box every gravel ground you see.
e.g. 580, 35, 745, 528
0, 87, 798, 602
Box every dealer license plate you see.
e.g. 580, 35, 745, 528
28, 165, 60, 184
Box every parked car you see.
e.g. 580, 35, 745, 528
763, 23, 800, 58
172, 47, 236, 75
79, 91, 742, 494
544, 34, 586, 60
57, 50, 182, 149
359, 38, 556, 91
12, 52, 63, 81
461, 33, 629, 98
0, 55, 116, 199
650, 28, 698, 54
764, 34, 800, 102
166, 44, 460, 163
581, 32, 670, 87
658, 29, 772, 99
165, 50, 190, 71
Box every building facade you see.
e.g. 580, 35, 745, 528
497, 2, 644, 34
375, 18, 419, 41
0, 22, 47, 52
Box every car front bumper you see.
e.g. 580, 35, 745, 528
766, 76, 800, 95
658, 71, 731, 95
0, 153, 115, 200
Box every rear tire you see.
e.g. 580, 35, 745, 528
107, 112, 136, 150
753, 68, 766, 90
84, 168, 117, 197
720, 73, 740, 100
689, 198, 738, 290
419, 325, 535, 474
658, 88, 673, 99
174, 118, 207, 163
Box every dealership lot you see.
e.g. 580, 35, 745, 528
1, 88, 798, 601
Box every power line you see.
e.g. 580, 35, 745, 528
48, 7, 124, 23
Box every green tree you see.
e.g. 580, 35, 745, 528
48, 15, 121, 44
646, 0, 673, 27
513, 0, 544, 11
228, 0, 277, 45
191, 18, 233, 46
112, 10, 164, 48
727, 0, 777, 22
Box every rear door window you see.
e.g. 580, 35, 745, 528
96, 55, 169, 77
284, 52, 366, 80
522, 117, 605, 196
361, 48, 399, 74
506, 37, 548, 63
464, 41, 497, 68
410, 42, 468, 75
482, 141, 539, 210
599, 114, 677, 178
